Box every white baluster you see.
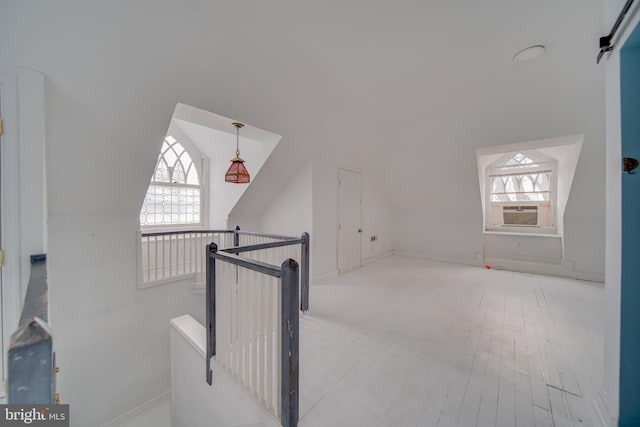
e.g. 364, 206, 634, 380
256, 259, 264, 402
238, 266, 245, 384
266, 270, 274, 411
145, 236, 150, 283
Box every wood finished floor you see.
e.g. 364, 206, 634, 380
299, 256, 604, 427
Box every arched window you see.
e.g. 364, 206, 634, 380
140, 136, 202, 226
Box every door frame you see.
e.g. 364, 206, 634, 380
619, 22, 640, 426
337, 166, 362, 274
0, 73, 22, 386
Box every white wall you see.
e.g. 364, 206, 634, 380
602, 1, 640, 424
170, 315, 279, 427
17, 69, 48, 296
360, 166, 393, 264
385, 81, 605, 280
310, 154, 340, 280
227, 160, 312, 235
230, 152, 392, 282
48, 216, 203, 426
227, 160, 313, 276
257, 160, 312, 237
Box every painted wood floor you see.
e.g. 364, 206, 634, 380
299, 256, 604, 427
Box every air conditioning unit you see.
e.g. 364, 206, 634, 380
502, 205, 538, 226
490, 203, 550, 227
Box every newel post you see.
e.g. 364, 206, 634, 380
281, 259, 299, 427
300, 232, 310, 312
205, 242, 217, 385
234, 225, 240, 250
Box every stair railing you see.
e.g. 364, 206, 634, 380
205, 230, 309, 427
8, 254, 56, 404
138, 227, 310, 312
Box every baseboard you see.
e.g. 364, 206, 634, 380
362, 250, 394, 266
101, 390, 171, 427
394, 250, 604, 282
312, 269, 339, 284
593, 390, 616, 427
191, 282, 205, 295
394, 251, 481, 268
484, 256, 604, 283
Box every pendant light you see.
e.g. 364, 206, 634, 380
225, 122, 250, 184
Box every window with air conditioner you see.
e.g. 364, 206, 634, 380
486, 152, 556, 233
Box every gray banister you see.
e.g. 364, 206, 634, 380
210, 250, 283, 278
18, 254, 48, 325
236, 230, 301, 241
140, 229, 234, 237
206, 243, 217, 386
8, 254, 55, 404
281, 259, 299, 427
300, 232, 310, 312
221, 239, 305, 254
234, 225, 240, 249
141, 227, 302, 243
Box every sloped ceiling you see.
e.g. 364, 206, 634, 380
0, 0, 604, 218
171, 115, 280, 227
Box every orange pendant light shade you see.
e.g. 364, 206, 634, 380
225, 122, 250, 184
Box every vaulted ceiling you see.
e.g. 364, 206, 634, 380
0, 0, 604, 218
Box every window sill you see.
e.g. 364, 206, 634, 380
139, 224, 208, 233
484, 227, 560, 238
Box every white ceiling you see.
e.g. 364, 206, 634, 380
0, 0, 605, 216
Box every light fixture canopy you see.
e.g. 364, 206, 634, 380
514, 45, 545, 63
225, 122, 250, 184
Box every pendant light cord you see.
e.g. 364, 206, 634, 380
236, 126, 240, 157
232, 122, 244, 157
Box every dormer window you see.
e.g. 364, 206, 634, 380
140, 136, 203, 226
486, 151, 556, 232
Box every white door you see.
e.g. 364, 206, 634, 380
338, 168, 362, 274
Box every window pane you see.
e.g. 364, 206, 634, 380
490, 170, 550, 203
172, 161, 186, 184
536, 173, 550, 191
164, 146, 178, 167
140, 184, 201, 225
141, 137, 202, 226
181, 150, 193, 165
153, 159, 170, 182
186, 165, 199, 185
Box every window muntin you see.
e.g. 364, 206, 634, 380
140, 136, 202, 226
490, 171, 551, 202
